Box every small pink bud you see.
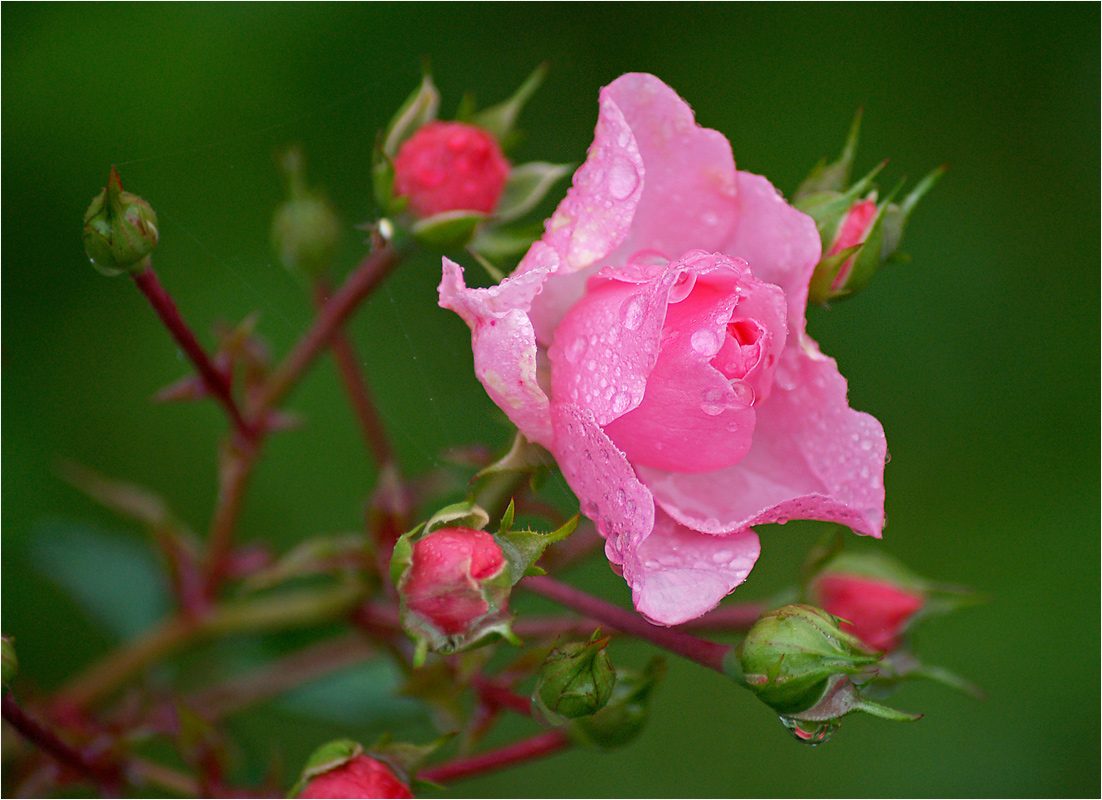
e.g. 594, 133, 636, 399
392, 121, 509, 217
402, 526, 507, 636
298, 754, 413, 799
828, 198, 878, 255
812, 573, 925, 653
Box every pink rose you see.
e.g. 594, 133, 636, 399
298, 754, 413, 799
440, 74, 886, 625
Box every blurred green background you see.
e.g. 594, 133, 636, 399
3, 4, 1098, 797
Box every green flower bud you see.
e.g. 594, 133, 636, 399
568, 656, 665, 750
532, 631, 615, 725
1, 636, 16, 689
82, 167, 159, 276
272, 148, 342, 281
732, 604, 879, 717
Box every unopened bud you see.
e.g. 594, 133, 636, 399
295, 742, 413, 800
568, 656, 666, 750
272, 147, 342, 280
392, 121, 509, 218
532, 631, 615, 725
395, 525, 511, 662
82, 167, 159, 276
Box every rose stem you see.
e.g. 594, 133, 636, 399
203, 243, 402, 596
419, 730, 571, 785
313, 280, 394, 467
2, 692, 123, 791
130, 264, 251, 438
521, 575, 730, 673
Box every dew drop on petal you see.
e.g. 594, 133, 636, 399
565, 336, 587, 364
728, 378, 755, 407
779, 716, 839, 745
619, 294, 646, 331
691, 328, 720, 357
611, 391, 632, 415
607, 157, 640, 200
701, 387, 725, 416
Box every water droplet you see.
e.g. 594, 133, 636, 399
774, 360, 798, 391
728, 378, 755, 407
615, 488, 626, 506
607, 157, 640, 200
619, 294, 646, 331
668, 271, 697, 303
565, 336, 587, 364
691, 328, 720, 357
711, 549, 733, 564
625, 499, 637, 516
779, 716, 839, 745
859, 439, 873, 452
611, 391, 632, 414
700, 387, 725, 416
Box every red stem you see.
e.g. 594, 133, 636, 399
1, 693, 122, 791
313, 281, 394, 467
521, 575, 731, 673
420, 730, 570, 785
131, 266, 251, 438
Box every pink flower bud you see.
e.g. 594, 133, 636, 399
298, 754, 413, 799
811, 572, 925, 653
401, 526, 507, 636
392, 121, 509, 218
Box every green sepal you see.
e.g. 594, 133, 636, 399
469, 221, 546, 264
807, 244, 862, 305
369, 731, 454, 787
383, 69, 440, 158
798, 526, 848, 591
464, 247, 506, 282
470, 63, 548, 144
795, 159, 886, 239
241, 533, 372, 593
288, 738, 363, 798
839, 179, 904, 297
795, 109, 863, 200
853, 697, 922, 722
410, 210, 487, 249
475, 432, 554, 480
424, 501, 491, 535
493, 161, 574, 224
389, 525, 420, 590
493, 512, 579, 586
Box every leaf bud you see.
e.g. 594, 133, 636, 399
532, 631, 615, 725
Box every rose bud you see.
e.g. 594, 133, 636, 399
392, 121, 509, 218
807, 551, 927, 653
298, 754, 413, 799
395, 526, 512, 661
271, 147, 342, 281
727, 604, 918, 743
82, 167, 159, 276
567, 656, 666, 750
532, 631, 616, 726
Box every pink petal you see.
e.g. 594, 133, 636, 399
601, 73, 739, 261
439, 258, 554, 447
722, 171, 822, 331
625, 510, 760, 626
550, 402, 655, 567
638, 337, 886, 537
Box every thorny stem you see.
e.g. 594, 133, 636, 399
521, 575, 731, 673
131, 265, 251, 438
313, 280, 394, 467
2, 692, 123, 791
420, 730, 571, 785
250, 243, 400, 423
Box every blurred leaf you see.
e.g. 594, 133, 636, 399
277, 658, 427, 730
30, 518, 171, 639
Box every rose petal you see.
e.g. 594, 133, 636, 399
439, 257, 554, 447
638, 337, 886, 537
722, 171, 822, 331
601, 73, 739, 261
550, 402, 655, 566
625, 509, 760, 626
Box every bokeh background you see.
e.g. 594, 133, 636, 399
3, 4, 1098, 797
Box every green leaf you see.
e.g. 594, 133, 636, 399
30, 518, 171, 639
278, 659, 426, 729
422, 501, 490, 535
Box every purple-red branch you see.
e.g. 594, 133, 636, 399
420, 730, 570, 785
131, 266, 251, 437
521, 575, 731, 673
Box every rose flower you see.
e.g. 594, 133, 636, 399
440, 74, 886, 625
